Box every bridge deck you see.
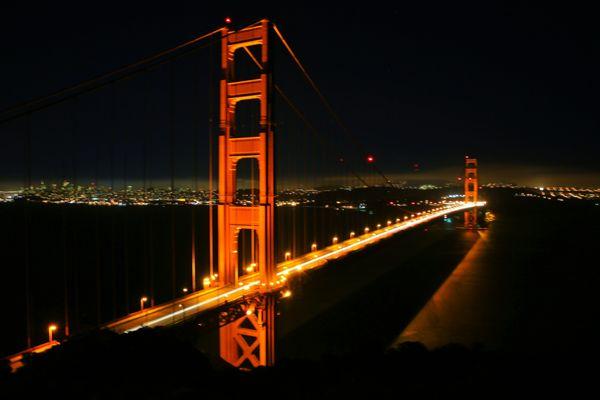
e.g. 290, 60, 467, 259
105, 201, 485, 334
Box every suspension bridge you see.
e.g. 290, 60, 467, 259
1, 19, 483, 370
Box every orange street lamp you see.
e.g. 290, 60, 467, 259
182, 287, 188, 294
349, 231, 355, 238
245, 304, 256, 316
284, 251, 292, 261
140, 296, 148, 311
48, 324, 57, 343
332, 236, 338, 244
311, 243, 317, 252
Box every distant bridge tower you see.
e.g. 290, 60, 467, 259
218, 20, 276, 367
464, 157, 478, 229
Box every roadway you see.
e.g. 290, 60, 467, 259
105, 201, 485, 334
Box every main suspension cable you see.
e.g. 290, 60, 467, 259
274, 85, 370, 188
272, 24, 396, 188
0, 20, 263, 124
239, 46, 369, 188
0, 28, 223, 122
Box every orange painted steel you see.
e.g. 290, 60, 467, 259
219, 295, 276, 368
218, 19, 275, 367
464, 157, 478, 229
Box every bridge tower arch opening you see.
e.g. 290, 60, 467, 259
218, 19, 276, 367
464, 157, 478, 229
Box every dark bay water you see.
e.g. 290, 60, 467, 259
0, 199, 401, 356
277, 190, 600, 358
4, 189, 598, 360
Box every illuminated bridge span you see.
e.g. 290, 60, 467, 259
107, 200, 484, 335
1, 18, 484, 369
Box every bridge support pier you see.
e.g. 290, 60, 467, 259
219, 294, 275, 368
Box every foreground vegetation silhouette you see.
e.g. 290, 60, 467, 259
0, 327, 593, 398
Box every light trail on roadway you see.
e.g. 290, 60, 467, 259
108, 201, 485, 334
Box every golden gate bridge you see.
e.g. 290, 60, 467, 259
1, 18, 483, 370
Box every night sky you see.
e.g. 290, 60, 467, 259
2, 2, 599, 187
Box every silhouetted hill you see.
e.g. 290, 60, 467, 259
1, 328, 594, 399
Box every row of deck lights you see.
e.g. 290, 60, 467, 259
132, 204, 457, 319
42, 204, 458, 350
150, 204, 455, 300
281, 203, 456, 260
46, 207, 459, 349
135, 273, 223, 314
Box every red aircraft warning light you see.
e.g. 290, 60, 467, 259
224, 17, 232, 24
366, 155, 375, 163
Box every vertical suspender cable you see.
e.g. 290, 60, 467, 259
123, 214, 130, 314
59, 100, 71, 336
208, 41, 215, 279
143, 73, 150, 301
149, 212, 155, 307
23, 113, 32, 348
122, 91, 129, 313
169, 62, 176, 300
110, 205, 116, 319
94, 108, 102, 324
148, 74, 155, 307
71, 98, 80, 332
110, 84, 117, 319
190, 55, 200, 292
95, 207, 102, 324
110, 85, 116, 192
71, 98, 78, 187
62, 195, 70, 336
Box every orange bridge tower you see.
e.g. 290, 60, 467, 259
217, 20, 276, 368
464, 157, 478, 229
